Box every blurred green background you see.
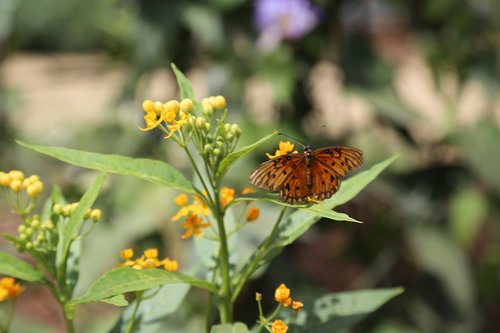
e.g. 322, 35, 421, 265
0, 0, 499, 332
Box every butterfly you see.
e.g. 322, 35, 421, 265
250, 144, 363, 205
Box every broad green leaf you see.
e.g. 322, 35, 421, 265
109, 283, 191, 333
210, 323, 250, 333
70, 267, 216, 305
56, 172, 106, 269
171, 63, 196, 100
0, 251, 44, 282
291, 287, 403, 332
17, 141, 196, 194
217, 131, 278, 179
101, 294, 129, 306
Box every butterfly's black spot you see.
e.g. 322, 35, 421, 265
291, 175, 296, 179
330, 175, 335, 182
285, 183, 290, 190
321, 181, 326, 185
334, 148, 341, 153
272, 174, 276, 179
331, 161, 336, 166
295, 186, 300, 190
286, 156, 291, 160
282, 170, 287, 175
341, 160, 345, 166
282, 161, 287, 166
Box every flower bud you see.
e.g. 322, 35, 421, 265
203, 144, 213, 155
195, 117, 206, 129
230, 123, 242, 136
142, 100, 155, 113
90, 209, 102, 222
205, 123, 211, 132
0, 172, 11, 187
180, 98, 194, 113
27, 181, 43, 198
24, 227, 33, 236
10, 180, 22, 193
153, 101, 164, 114
31, 218, 40, 228
201, 98, 213, 116
9, 170, 25, 181
25, 242, 33, 249
224, 123, 231, 132
18, 225, 26, 234
164, 100, 180, 114
53, 204, 63, 215
212, 95, 227, 110
213, 148, 221, 156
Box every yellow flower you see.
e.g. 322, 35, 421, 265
120, 248, 134, 260
165, 109, 189, 139
180, 213, 210, 239
174, 194, 188, 206
171, 193, 209, 221
143, 248, 158, 259
275, 283, 292, 307
266, 141, 298, 159
271, 320, 288, 333
0, 277, 24, 302
292, 300, 303, 311
246, 207, 260, 222
220, 187, 235, 209
163, 258, 179, 271
210, 95, 227, 110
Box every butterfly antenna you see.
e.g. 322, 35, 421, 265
307, 125, 326, 146
277, 132, 306, 148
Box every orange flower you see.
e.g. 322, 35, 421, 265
180, 213, 210, 239
241, 187, 255, 195
275, 283, 292, 307
271, 320, 288, 333
292, 300, 303, 311
246, 207, 260, 222
0, 277, 24, 301
220, 187, 235, 209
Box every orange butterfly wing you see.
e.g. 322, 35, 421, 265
250, 153, 304, 192
309, 147, 363, 201
250, 146, 363, 205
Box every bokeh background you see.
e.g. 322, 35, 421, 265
0, 0, 499, 332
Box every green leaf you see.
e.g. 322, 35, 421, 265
109, 283, 191, 333
56, 172, 106, 269
101, 294, 129, 307
0, 233, 17, 245
292, 287, 403, 332
0, 251, 44, 282
217, 131, 278, 180
210, 323, 250, 333
70, 267, 216, 305
16, 141, 196, 194
171, 63, 196, 100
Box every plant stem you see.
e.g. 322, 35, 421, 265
231, 207, 287, 302
125, 291, 143, 333
213, 187, 233, 323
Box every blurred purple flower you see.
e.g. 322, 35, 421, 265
255, 0, 321, 51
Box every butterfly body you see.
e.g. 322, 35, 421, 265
250, 146, 363, 205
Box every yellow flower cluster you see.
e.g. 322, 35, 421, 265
200, 95, 227, 116
172, 187, 242, 239
0, 170, 43, 198
271, 320, 288, 333
140, 98, 193, 138
0, 277, 24, 302
17, 214, 54, 251
274, 284, 303, 311
119, 248, 179, 271
266, 141, 298, 159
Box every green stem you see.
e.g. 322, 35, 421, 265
125, 291, 143, 333
183, 146, 215, 204
231, 207, 287, 302
213, 187, 232, 323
